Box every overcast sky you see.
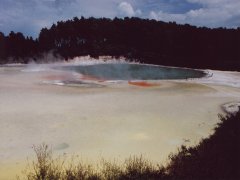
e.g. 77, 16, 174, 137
1, 0, 240, 37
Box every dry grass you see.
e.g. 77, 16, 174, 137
21, 110, 240, 180
22, 144, 166, 180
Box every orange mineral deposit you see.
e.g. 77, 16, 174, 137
128, 81, 159, 87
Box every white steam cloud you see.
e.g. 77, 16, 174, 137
118, 2, 141, 17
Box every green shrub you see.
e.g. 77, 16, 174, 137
22, 110, 240, 180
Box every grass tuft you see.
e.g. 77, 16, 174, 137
21, 110, 240, 180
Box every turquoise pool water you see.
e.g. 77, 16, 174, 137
58, 63, 205, 80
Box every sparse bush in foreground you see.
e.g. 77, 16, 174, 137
24, 144, 64, 180
22, 110, 240, 180
166, 110, 240, 180
23, 145, 165, 180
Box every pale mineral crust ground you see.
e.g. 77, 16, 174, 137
0, 63, 240, 179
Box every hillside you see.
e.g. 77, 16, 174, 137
1, 17, 240, 70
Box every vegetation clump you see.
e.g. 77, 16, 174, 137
23, 110, 240, 180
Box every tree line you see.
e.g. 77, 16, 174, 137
1, 17, 240, 70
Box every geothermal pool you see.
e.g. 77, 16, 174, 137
56, 63, 205, 80
0, 61, 240, 179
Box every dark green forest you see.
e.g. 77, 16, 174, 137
1, 17, 240, 70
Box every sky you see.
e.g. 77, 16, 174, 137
0, 0, 240, 38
